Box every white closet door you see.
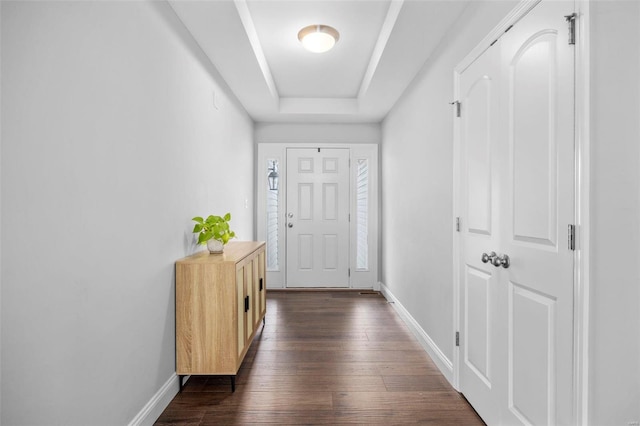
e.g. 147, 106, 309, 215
499, 2, 575, 424
458, 1, 575, 424
458, 41, 503, 426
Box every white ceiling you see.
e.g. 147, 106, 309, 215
168, 0, 470, 123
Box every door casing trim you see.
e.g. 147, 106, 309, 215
256, 143, 379, 290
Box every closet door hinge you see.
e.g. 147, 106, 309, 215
565, 13, 577, 45
450, 101, 461, 118
455, 331, 460, 347
568, 224, 576, 251
348, 268, 351, 277
455, 217, 461, 232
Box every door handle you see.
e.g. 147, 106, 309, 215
481, 252, 510, 268
492, 254, 510, 269
481, 252, 497, 264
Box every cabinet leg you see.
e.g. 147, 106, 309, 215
230, 375, 236, 393
179, 375, 185, 393
263, 317, 266, 327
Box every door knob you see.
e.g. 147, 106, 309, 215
287, 213, 294, 218
288, 223, 293, 228
482, 252, 510, 268
492, 254, 510, 269
481, 252, 497, 264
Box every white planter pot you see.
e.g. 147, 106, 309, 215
207, 239, 224, 254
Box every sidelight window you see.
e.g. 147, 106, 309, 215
356, 159, 369, 270
266, 159, 279, 271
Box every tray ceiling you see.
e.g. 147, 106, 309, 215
168, 0, 470, 123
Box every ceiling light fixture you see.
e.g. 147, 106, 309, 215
298, 25, 340, 53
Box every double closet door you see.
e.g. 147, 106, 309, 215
458, 1, 575, 424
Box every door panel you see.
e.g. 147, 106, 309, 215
259, 251, 266, 316
323, 183, 338, 220
245, 261, 253, 342
511, 32, 558, 246
323, 234, 338, 270
236, 267, 245, 358
465, 266, 492, 386
298, 234, 313, 270
509, 282, 556, 426
286, 148, 350, 287
466, 77, 493, 236
299, 183, 313, 219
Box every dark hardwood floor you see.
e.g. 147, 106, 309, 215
155, 290, 484, 425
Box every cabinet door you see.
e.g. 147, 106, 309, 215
236, 266, 245, 358
245, 260, 254, 342
258, 250, 266, 318
251, 256, 260, 329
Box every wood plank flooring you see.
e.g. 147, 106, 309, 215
155, 291, 484, 425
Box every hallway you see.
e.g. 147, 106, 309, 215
2, 1, 640, 424
156, 291, 484, 424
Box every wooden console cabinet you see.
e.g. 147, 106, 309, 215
175, 241, 266, 391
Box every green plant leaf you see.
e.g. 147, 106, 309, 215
198, 231, 213, 245
192, 213, 234, 244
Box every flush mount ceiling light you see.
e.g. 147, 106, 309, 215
298, 25, 340, 53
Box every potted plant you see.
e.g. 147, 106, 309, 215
192, 213, 236, 253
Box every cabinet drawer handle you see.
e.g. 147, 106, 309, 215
259, 278, 263, 291
244, 295, 250, 313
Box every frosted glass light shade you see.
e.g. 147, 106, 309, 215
298, 25, 339, 53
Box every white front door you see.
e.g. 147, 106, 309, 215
458, 1, 575, 424
286, 148, 350, 287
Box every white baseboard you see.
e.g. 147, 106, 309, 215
379, 281, 454, 384
128, 373, 180, 426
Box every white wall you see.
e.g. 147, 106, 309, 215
589, 1, 640, 424
0, 2, 254, 425
381, 1, 517, 372
255, 122, 381, 144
